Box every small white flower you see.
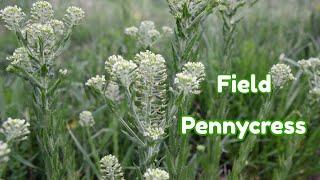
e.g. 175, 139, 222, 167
79, 111, 95, 127
85, 75, 106, 91
104, 82, 122, 103
65, 6, 85, 26
0, 118, 30, 142
100, 155, 124, 180
0, 5, 25, 31
143, 126, 165, 140
124, 26, 138, 37
30, 1, 54, 23
0, 141, 10, 163
270, 64, 295, 88
143, 168, 169, 180
59, 69, 68, 76
6, 47, 30, 65
162, 26, 173, 35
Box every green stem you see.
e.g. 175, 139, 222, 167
86, 128, 100, 169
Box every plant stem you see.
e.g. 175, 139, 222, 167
86, 127, 100, 168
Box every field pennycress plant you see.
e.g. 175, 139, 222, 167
1, 1, 84, 179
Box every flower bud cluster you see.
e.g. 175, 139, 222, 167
85, 75, 106, 92
125, 20, 172, 48
269, 63, 295, 88
65, 6, 85, 26
30, 1, 54, 23
0, 118, 30, 142
6, 47, 30, 67
143, 126, 165, 140
0, 116, 30, 168
143, 168, 169, 180
105, 55, 137, 88
298, 58, 320, 70
79, 111, 95, 127
0, 5, 25, 31
174, 62, 205, 95
298, 57, 320, 100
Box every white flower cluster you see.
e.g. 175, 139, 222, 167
174, 62, 205, 95
0, 5, 25, 31
65, 6, 85, 26
100, 155, 124, 180
143, 126, 165, 141
105, 55, 137, 88
124, 20, 172, 48
85, 75, 106, 91
134, 50, 167, 83
79, 111, 95, 127
0, 141, 10, 163
269, 63, 295, 88
30, 1, 54, 23
298, 57, 320, 70
298, 57, 320, 99
143, 168, 169, 180
0, 118, 30, 142
25, 23, 55, 48
6, 47, 30, 66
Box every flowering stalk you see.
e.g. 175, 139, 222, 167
229, 63, 295, 179
275, 56, 320, 179
78, 111, 101, 170
1, 1, 84, 178
86, 50, 205, 178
